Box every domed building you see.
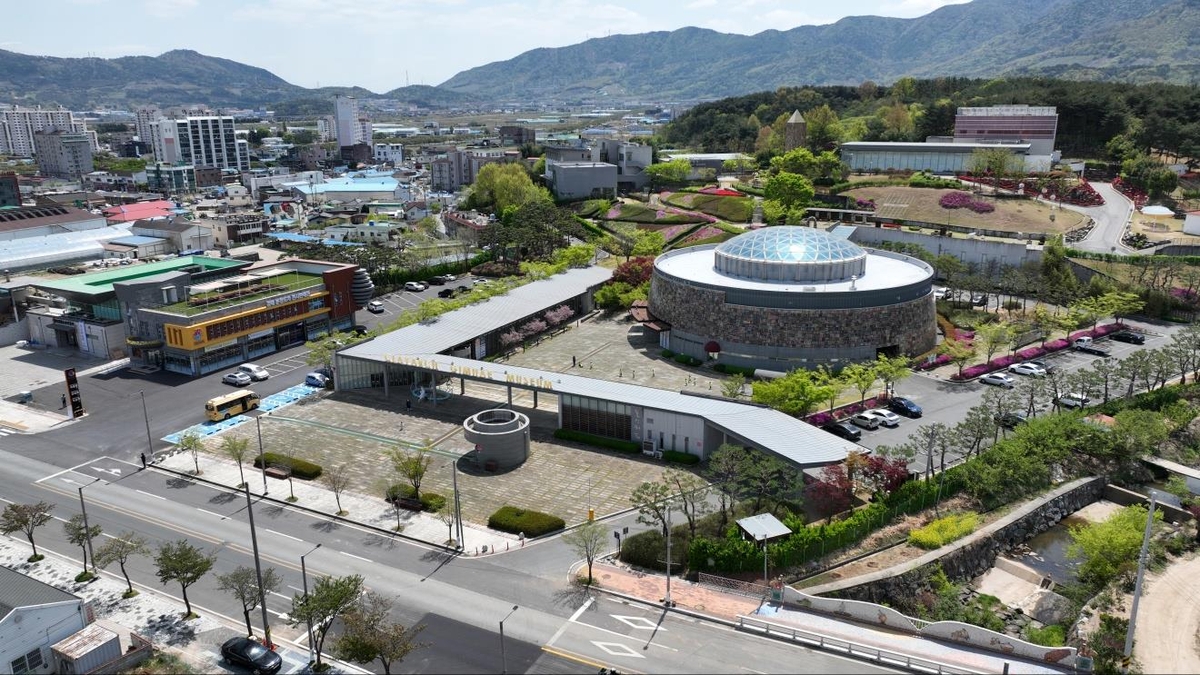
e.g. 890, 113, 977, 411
648, 226, 936, 371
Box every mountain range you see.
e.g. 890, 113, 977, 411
1, 0, 1197, 111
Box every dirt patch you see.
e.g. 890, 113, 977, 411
1133, 554, 1200, 673
845, 186, 1086, 234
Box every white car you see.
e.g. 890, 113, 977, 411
1008, 362, 1047, 377
980, 372, 1016, 388
367, 300, 385, 313
865, 409, 901, 428
849, 412, 880, 430
404, 281, 427, 292
236, 364, 270, 381
1056, 392, 1091, 409
222, 371, 252, 386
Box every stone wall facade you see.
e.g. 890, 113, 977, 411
649, 274, 936, 369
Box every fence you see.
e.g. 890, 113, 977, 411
736, 615, 986, 675
698, 572, 768, 598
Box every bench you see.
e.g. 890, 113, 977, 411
264, 466, 290, 480
389, 497, 424, 512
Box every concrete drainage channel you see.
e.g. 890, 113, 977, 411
161, 383, 321, 444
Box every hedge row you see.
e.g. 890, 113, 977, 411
253, 452, 323, 480
488, 505, 565, 537
662, 450, 700, 465
553, 428, 640, 454
714, 363, 756, 377
384, 483, 447, 512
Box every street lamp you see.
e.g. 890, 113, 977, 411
499, 605, 519, 674
138, 391, 154, 463
300, 543, 322, 666
255, 414, 268, 495
243, 484, 273, 649
79, 477, 102, 574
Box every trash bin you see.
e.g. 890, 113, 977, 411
16, 391, 32, 404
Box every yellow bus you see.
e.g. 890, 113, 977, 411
205, 390, 261, 421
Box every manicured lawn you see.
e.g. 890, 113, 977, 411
160, 271, 324, 316
844, 187, 1087, 234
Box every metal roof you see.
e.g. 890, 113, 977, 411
737, 513, 793, 540
0, 566, 80, 619
345, 352, 852, 467
51, 622, 117, 658
33, 255, 245, 296
341, 266, 614, 358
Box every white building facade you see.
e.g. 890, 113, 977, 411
0, 107, 90, 157
374, 143, 404, 164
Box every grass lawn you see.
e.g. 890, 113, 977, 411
161, 272, 324, 316
845, 187, 1087, 234
664, 192, 754, 222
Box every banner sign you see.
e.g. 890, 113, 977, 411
64, 368, 84, 419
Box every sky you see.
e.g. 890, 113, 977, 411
11, 0, 971, 93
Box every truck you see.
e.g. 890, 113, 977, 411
1072, 336, 1111, 357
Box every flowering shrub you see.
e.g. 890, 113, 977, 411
605, 206, 622, 219
940, 191, 994, 213
1172, 287, 1200, 306
915, 354, 952, 371
807, 412, 834, 426
966, 201, 995, 213
651, 223, 695, 243
677, 225, 725, 245
949, 323, 1124, 380
544, 305, 575, 325
500, 330, 522, 347
1112, 177, 1148, 208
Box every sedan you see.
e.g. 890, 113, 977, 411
222, 371, 252, 387
993, 411, 1030, 428
980, 372, 1016, 388
1056, 392, 1091, 409
866, 409, 901, 428
305, 372, 329, 388
822, 421, 862, 442
1109, 331, 1145, 345
220, 637, 282, 675
1008, 362, 1047, 377
888, 397, 923, 418
236, 364, 270, 381
404, 281, 426, 292
367, 300, 385, 313
848, 412, 880, 430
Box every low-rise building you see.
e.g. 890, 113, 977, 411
82, 170, 146, 191
373, 143, 404, 165
839, 141, 1033, 174
324, 219, 402, 243
0, 567, 88, 675
130, 216, 212, 252
145, 163, 196, 193
430, 149, 521, 192
546, 161, 616, 201
208, 213, 269, 248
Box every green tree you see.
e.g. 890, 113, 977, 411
94, 532, 149, 597
1111, 409, 1169, 459
391, 443, 433, 500
0, 502, 54, 561
630, 480, 673, 536
769, 147, 818, 176
841, 362, 877, 406
803, 104, 843, 150
643, 158, 692, 188
290, 574, 366, 668
221, 436, 251, 488
968, 147, 1023, 192
178, 432, 204, 475
663, 468, 711, 540
874, 354, 911, 395
631, 230, 666, 257
763, 172, 814, 209
63, 514, 101, 577
706, 444, 746, 527
751, 368, 831, 417
563, 519, 607, 585
1068, 505, 1161, 586
722, 373, 747, 399
154, 540, 215, 617
334, 591, 426, 675
217, 565, 282, 638
976, 322, 1012, 363
937, 338, 976, 376
322, 463, 353, 516
816, 366, 844, 412
739, 449, 798, 513
469, 162, 549, 212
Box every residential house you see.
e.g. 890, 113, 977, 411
130, 216, 212, 252
0, 567, 88, 675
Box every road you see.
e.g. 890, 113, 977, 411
1059, 181, 1136, 254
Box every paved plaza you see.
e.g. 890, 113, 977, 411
194, 315, 729, 527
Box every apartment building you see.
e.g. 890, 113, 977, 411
429, 149, 520, 192
149, 116, 247, 171
334, 96, 371, 148
134, 106, 160, 142
0, 107, 90, 157
374, 143, 404, 165
32, 130, 94, 179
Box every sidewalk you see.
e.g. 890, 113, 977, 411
156, 451, 519, 556
591, 561, 1064, 675
0, 537, 365, 674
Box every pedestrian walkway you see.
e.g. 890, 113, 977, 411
155, 451, 517, 556
590, 561, 1066, 675
163, 383, 322, 444
0, 537, 365, 674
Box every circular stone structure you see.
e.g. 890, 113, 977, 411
462, 409, 531, 471
649, 226, 936, 371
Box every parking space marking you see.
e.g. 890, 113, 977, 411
592, 642, 644, 658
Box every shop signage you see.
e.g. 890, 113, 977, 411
64, 368, 84, 418
266, 291, 310, 307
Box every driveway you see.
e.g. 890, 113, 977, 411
1066, 181, 1136, 254
1134, 553, 1200, 673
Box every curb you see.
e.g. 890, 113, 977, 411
152, 464, 460, 555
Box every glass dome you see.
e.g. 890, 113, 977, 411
714, 226, 867, 283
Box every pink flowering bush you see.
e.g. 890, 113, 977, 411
940, 191, 994, 213
950, 322, 1124, 380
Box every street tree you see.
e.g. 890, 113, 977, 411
751, 368, 831, 416
1149, 348, 1174, 390
335, 590, 426, 675
1015, 377, 1048, 417
721, 373, 746, 399
289, 574, 365, 668
937, 338, 976, 376
874, 354, 911, 396
1044, 368, 1070, 410
63, 514, 101, 578
1104, 291, 1145, 324
94, 532, 149, 597
0, 501, 54, 561
629, 480, 673, 536
436, 496, 456, 546
1120, 350, 1155, 397
391, 443, 433, 500
178, 432, 204, 475
321, 463, 353, 515
217, 565, 282, 638
816, 366, 844, 413
705, 444, 746, 527
806, 464, 852, 522
841, 362, 877, 406
1089, 358, 1121, 403
221, 436, 251, 488
976, 322, 1011, 363
663, 468, 711, 539
1166, 338, 1197, 385
952, 406, 995, 459
912, 423, 953, 478
563, 519, 607, 585
154, 540, 215, 618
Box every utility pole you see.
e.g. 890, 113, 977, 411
139, 391, 154, 461
243, 484, 273, 649
452, 458, 464, 547
1124, 494, 1157, 660
660, 507, 674, 606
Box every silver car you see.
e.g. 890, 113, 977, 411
980, 372, 1016, 388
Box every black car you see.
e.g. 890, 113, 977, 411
220, 637, 282, 675
888, 397, 923, 418
1109, 331, 1146, 345
426, 276, 446, 286
437, 288, 456, 298
822, 421, 862, 442
993, 411, 1030, 429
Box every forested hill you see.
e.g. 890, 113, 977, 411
659, 78, 1200, 161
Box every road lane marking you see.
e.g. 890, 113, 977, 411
264, 528, 302, 542
541, 645, 637, 673
570, 597, 594, 622
340, 551, 372, 563
568, 615, 677, 651
136, 489, 166, 500
548, 597, 593, 646
592, 641, 644, 658
196, 508, 226, 519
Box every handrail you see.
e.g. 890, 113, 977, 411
736, 615, 988, 675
